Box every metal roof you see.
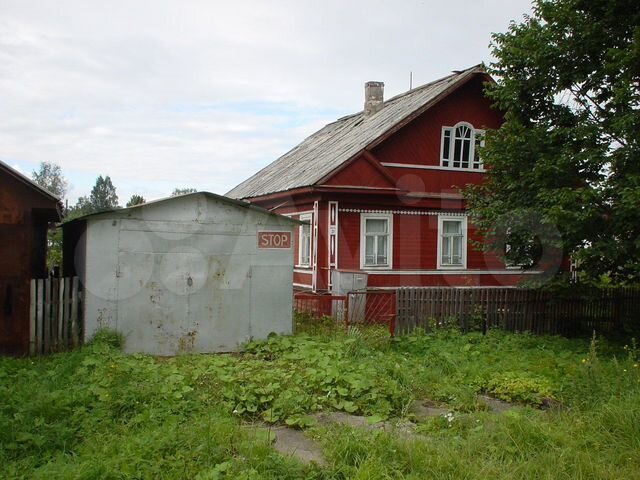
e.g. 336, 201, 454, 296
63, 191, 302, 225
227, 65, 487, 200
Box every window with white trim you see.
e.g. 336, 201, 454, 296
437, 215, 467, 269
440, 122, 485, 170
298, 213, 312, 267
360, 213, 392, 269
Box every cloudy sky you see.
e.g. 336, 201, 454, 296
1, 0, 533, 205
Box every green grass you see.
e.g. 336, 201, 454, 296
1, 327, 639, 479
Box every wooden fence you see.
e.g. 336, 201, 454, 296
395, 287, 640, 336
29, 277, 82, 355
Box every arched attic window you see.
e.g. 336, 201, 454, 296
440, 122, 485, 170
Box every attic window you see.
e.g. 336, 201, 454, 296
440, 122, 484, 170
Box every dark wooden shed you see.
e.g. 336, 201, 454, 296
0, 160, 62, 355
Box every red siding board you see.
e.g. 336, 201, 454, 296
293, 271, 313, 287
324, 155, 395, 188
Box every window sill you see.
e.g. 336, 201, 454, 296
437, 265, 466, 270
439, 165, 485, 173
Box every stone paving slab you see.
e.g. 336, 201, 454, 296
271, 426, 326, 466
477, 394, 517, 413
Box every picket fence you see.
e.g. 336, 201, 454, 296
395, 287, 640, 336
29, 277, 82, 355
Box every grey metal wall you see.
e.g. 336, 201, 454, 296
79, 194, 294, 355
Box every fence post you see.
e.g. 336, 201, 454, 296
389, 291, 396, 337
71, 277, 80, 348
29, 280, 36, 355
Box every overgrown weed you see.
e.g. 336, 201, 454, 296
1, 327, 639, 478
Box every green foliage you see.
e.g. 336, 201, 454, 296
479, 373, 555, 406
172, 187, 198, 196
31, 162, 67, 270
1, 329, 639, 478
31, 161, 67, 199
466, 0, 640, 284
89, 175, 119, 212
66, 175, 120, 217
126, 194, 146, 207
87, 328, 125, 349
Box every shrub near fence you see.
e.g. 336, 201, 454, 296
395, 287, 640, 336
293, 290, 396, 335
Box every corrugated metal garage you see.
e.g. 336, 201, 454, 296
63, 192, 298, 355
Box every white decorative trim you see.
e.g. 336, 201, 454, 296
361, 269, 542, 275
437, 215, 468, 270
360, 212, 393, 270
297, 213, 312, 267
340, 208, 466, 216
328, 201, 339, 283
380, 162, 485, 173
311, 201, 319, 291
293, 282, 313, 289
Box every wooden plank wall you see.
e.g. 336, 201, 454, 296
395, 287, 640, 336
29, 277, 81, 355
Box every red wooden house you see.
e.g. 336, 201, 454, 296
228, 66, 539, 293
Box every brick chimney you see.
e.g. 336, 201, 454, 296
364, 81, 384, 116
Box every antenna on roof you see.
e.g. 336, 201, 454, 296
409, 71, 413, 90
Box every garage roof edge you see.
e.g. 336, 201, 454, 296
62, 191, 303, 226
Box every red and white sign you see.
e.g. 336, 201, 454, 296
257, 231, 291, 249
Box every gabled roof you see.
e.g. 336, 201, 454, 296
227, 65, 490, 200
0, 159, 63, 220
0, 159, 62, 204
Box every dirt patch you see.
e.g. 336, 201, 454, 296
410, 400, 450, 422
477, 394, 517, 413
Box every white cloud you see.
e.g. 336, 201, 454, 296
0, 0, 533, 204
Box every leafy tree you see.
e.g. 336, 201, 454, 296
32, 162, 68, 199
466, 0, 640, 283
31, 162, 68, 271
89, 175, 119, 212
171, 188, 197, 196
69, 196, 93, 217
126, 194, 146, 207
66, 176, 119, 217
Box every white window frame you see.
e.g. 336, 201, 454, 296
437, 215, 467, 269
297, 213, 312, 268
440, 122, 485, 171
360, 213, 393, 270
